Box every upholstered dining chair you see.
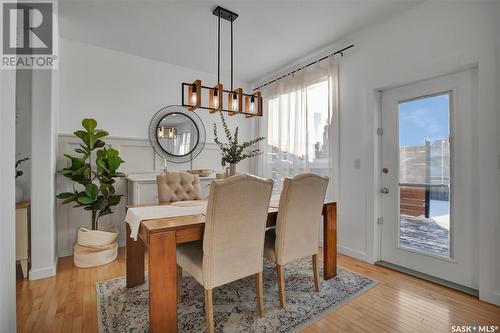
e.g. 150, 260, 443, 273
263, 173, 329, 309
156, 171, 203, 203
176, 174, 273, 333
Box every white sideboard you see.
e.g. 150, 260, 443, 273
127, 172, 215, 205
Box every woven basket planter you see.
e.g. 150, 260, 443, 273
74, 227, 119, 268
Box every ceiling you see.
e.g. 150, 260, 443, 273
59, 1, 421, 84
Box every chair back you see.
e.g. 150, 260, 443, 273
275, 173, 329, 265
157, 172, 203, 203
202, 174, 273, 289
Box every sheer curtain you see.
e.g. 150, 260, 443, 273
256, 56, 339, 198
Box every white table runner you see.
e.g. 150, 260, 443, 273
125, 203, 207, 240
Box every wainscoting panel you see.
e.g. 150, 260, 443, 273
56, 134, 249, 257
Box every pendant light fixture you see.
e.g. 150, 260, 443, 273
181, 6, 262, 117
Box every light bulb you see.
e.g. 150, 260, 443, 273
167, 128, 175, 139
157, 126, 164, 139
232, 93, 238, 111
191, 84, 198, 105
213, 90, 219, 108
249, 96, 256, 113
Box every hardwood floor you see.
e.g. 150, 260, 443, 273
16, 248, 500, 332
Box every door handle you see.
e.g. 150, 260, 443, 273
380, 187, 389, 194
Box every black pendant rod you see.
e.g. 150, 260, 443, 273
252, 44, 354, 91
230, 17, 233, 92
217, 10, 220, 85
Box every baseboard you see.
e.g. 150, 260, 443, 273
337, 245, 373, 263
479, 291, 500, 306
376, 260, 479, 297
29, 257, 58, 280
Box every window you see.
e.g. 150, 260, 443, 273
264, 79, 332, 193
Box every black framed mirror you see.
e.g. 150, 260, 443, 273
149, 105, 206, 163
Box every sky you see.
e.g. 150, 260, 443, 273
399, 93, 450, 147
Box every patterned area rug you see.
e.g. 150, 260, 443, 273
96, 258, 376, 332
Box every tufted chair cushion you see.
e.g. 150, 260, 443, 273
157, 172, 203, 203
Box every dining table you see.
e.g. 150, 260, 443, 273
125, 197, 337, 333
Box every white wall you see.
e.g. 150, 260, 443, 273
58, 38, 256, 143
495, 0, 500, 305
16, 70, 32, 201
30, 70, 59, 280
255, 1, 500, 305
0, 70, 17, 332
56, 38, 258, 256
340, 1, 499, 304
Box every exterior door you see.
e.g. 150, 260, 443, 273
380, 69, 478, 289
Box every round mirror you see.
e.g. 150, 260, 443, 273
149, 105, 206, 163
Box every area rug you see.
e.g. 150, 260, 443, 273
96, 258, 376, 332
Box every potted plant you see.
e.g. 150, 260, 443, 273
213, 111, 265, 177
15, 157, 30, 203
56, 118, 125, 267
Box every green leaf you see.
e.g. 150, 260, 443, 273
100, 184, 110, 197
94, 140, 105, 148
62, 197, 77, 204
56, 192, 74, 199
85, 183, 98, 200
94, 130, 109, 140
92, 196, 108, 210
77, 196, 95, 205
96, 149, 107, 159
74, 131, 90, 148
106, 148, 119, 158
82, 119, 97, 132
96, 159, 109, 173
110, 172, 126, 178
108, 195, 122, 206
107, 156, 123, 173
98, 208, 113, 218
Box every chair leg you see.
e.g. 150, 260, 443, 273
176, 265, 182, 303
256, 272, 265, 317
312, 254, 320, 292
276, 264, 286, 309
204, 288, 215, 333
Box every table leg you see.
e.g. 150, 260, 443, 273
323, 203, 337, 280
126, 224, 145, 287
149, 231, 177, 333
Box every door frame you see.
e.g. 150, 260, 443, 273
376, 68, 479, 289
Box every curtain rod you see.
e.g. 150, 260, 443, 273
253, 44, 354, 91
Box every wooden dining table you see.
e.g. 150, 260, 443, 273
125, 199, 337, 333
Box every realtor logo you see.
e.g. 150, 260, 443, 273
1, 0, 58, 69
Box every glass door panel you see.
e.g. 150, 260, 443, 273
398, 93, 451, 257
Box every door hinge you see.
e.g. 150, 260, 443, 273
377, 128, 384, 135
377, 217, 384, 225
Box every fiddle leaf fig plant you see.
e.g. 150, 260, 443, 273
56, 118, 125, 230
